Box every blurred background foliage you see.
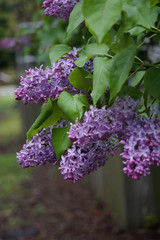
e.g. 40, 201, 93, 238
0, 0, 84, 69
0, 0, 39, 220
0, 0, 39, 68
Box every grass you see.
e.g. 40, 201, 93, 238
0, 94, 31, 210
0, 153, 31, 199
0, 95, 22, 146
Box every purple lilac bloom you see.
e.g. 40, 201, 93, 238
59, 141, 108, 182
0, 36, 32, 50
68, 96, 139, 148
120, 115, 160, 180
15, 48, 80, 104
84, 59, 94, 74
17, 127, 57, 168
42, 0, 79, 20
16, 35, 32, 48
0, 37, 15, 49
15, 47, 93, 105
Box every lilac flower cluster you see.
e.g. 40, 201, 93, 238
17, 127, 56, 168
68, 96, 139, 148
120, 116, 160, 180
15, 49, 79, 104
59, 96, 140, 181
0, 38, 15, 49
15, 48, 93, 105
16, 91, 160, 182
84, 59, 94, 74
42, 0, 79, 20
59, 141, 108, 182
0, 36, 32, 50
65, 96, 160, 181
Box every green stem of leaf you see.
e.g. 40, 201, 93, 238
135, 56, 144, 64
157, 21, 160, 29
134, 62, 160, 68
128, 64, 144, 80
136, 24, 157, 33
152, 98, 157, 105
151, 26, 160, 33
137, 33, 157, 49
135, 77, 144, 89
105, 53, 113, 59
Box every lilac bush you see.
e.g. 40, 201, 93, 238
16, 86, 160, 181
15, 0, 160, 183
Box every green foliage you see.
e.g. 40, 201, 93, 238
66, 1, 84, 37
119, 86, 142, 100
57, 92, 90, 123
82, 0, 122, 43
106, 33, 134, 54
122, 0, 159, 35
49, 44, 72, 63
132, 71, 145, 86
75, 43, 109, 67
91, 57, 110, 105
27, 99, 68, 141
144, 68, 160, 98
150, 0, 160, 7
69, 67, 92, 92
108, 44, 136, 101
52, 126, 72, 160
91, 44, 136, 104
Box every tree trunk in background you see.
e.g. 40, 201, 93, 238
15, 50, 41, 142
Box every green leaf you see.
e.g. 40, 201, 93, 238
49, 44, 72, 64
27, 99, 68, 141
122, 0, 159, 35
132, 71, 145, 86
107, 33, 133, 54
69, 67, 92, 92
91, 44, 136, 104
82, 26, 93, 43
91, 57, 110, 105
52, 126, 72, 160
109, 47, 136, 101
58, 92, 90, 122
144, 67, 160, 98
150, 0, 160, 7
82, 0, 122, 43
119, 86, 142, 100
144, 90, 148, 108
66, 1, 84, 37
75, 43, 109, 67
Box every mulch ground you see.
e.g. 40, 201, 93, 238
0, 162, 160, 240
